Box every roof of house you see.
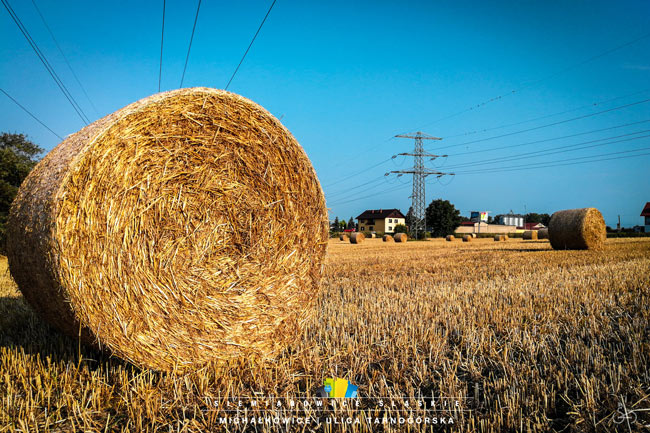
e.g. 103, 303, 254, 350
460, 221, 475, 226
356, 208, 405, 220
524, 222, 546, 230
641, 202, 650, 217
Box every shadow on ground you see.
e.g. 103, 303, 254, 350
0, 295, 124, 369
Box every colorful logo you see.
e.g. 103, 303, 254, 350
316, 378, 358, 398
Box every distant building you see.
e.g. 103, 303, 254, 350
456, 221, 517, 234
524, 222, 546, 231
641, 202, 650, 232
497, 214, 524, 228
356, 209, 406, 234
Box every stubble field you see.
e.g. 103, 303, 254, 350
1, 237, 649, 432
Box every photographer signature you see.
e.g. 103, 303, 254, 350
612, 402, 650, 428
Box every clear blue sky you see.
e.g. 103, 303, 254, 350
1, 1, 649, 227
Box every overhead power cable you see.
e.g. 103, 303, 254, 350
453, 145, 650, 175
443, 88, 650, 140
180, 0, 202, 88
322, 156, 395, 188
445, 131, 650, 170
395, 31, 650, 136
436, 98, 650, 151
446, 119, 650, 157
158, 0, 166, 92
30, 0, 98, 117
225, 0, 277, 90
1, 88, 63, 140
2, 0, 89, 124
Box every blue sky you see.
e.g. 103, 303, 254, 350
1, 1, 649, 227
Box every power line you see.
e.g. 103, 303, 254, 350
327, 181, 411, 207
158, 0, 166, 92
180, 0, 202, 88
2, 0, 89, 124
442, 88, 650, 140
454, 145, 650, 175
225, 0, 277, 91
446, 119, 650, 157
395, 31, 650, 136
322, 156, 395, 188
1, 88, 63, 140
436, 98, 650, 151
445, 131, 650, 170
30, 0, 98, 117
324, 174, 386, 199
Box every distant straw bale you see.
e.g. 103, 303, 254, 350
462, 235, 472, 242
6, 88, 328, 371
548, 208, 606, 250
446, 235, 455, 242
350, 233, 365, 244
382, 235, 394, 242
340, 234, 349, 241
523, 230, 538, 240
394, 233, 408, 242
494, 235, 506, 241
538, 228, 549, 239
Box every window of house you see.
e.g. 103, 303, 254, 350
388, 218, 392, 223
369, 226, 374, 231
361, 227, 365, 231
388, 226, 393, 231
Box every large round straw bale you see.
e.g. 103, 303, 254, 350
538, 228, 549, 239
382, 235, 394, 242
394, 233, 408, 242
350, 232, 365, 244
6, 88, 328, 371
339, 234, 349, 242
445, 235, 455, 242
462, 235, 472, 242
548, 208, 606, 250
523, 230, 538, 240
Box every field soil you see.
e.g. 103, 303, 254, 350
1, 238, 649, 432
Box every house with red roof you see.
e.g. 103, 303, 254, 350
524, 222, 546, 231
641, 202, 650, 232
356, 208, 405, 234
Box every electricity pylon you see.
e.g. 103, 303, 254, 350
387, 132, 454, 239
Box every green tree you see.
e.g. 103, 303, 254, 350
540, 213, 551, 226
405, 206, 414, 229
393, 223, 408, 234
425, 198, 462, 237
331, 216, 340, 232
0, 133, 43, 249
347, 217, 355, 230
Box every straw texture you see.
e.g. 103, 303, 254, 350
350, 233, 365, 244
394, 233, 408, 243
7, 88, 328, 371
548, 208, 606, 250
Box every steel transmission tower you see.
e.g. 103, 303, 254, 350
388, 132, 454, 239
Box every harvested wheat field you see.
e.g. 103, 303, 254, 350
1, 238, 649, 432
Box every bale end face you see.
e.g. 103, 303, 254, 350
523, 230, 538, 240
339, 234, 349, 241
446, 235, 455, 242
462, 235, 472, 242
548, 207, 606, 250
382, 235, 394, 242
538, 228, 549, 239
394, 233, 408, 242
350, 232, 365, 244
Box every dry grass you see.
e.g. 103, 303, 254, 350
1, 238, 649, 432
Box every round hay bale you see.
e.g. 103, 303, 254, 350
504, 234, 509, 240
462, 235, 472, 242
369, 233, 376, 238
470, 233, 477, 238
382, 234, 394, 242
445, 235, 455, 242
494, 235, 506, 241
548, 208, 606, 250
523, 230, 538, 240
538, 228, 549, 239
6, 88, 328, 371
339, 234, 349, 242
350, 232, 365, 244
394, 233, 408, 242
